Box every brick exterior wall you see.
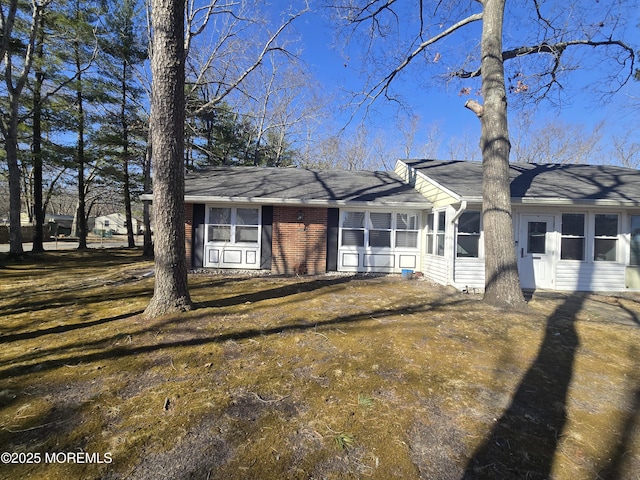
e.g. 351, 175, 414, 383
272, 206, 327, 275
184, 203, 193, 269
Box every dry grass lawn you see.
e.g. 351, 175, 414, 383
0, 248, 639, 479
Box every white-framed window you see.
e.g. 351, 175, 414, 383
456, 211, 480, 258
436, 211, 446, 256
369, 212, 392, 247
341, 211, 366, 246
560, 213, 585, 261
396, 212, 419, 248
425, 211, 446, 255
594, 213, 618, 262
206, 206, 260, 244
340, 210, 420, 249
426, 213, 434, 254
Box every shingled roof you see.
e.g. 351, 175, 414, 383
183, 165, 431, 208
403, 159, 640, 206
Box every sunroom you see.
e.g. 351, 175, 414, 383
337, 209, 422, 273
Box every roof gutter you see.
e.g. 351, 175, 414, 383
141, 194, 432, 210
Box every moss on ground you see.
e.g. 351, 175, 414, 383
1, 248, 639, 479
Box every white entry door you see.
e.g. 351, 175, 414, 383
518, 215, 555, 289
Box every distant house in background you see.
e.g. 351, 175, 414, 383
94, 213, 142, 235
143, 159, 640, 293
46, 214, 74, 237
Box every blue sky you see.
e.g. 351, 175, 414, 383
289, 3, 640, 164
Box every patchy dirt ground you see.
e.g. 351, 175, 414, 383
0, 249, 639, 479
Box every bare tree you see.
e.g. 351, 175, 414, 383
0, 0, 50, 256
612, 129, 640, 169
510, 112, 604, 164
185, 1, 308, 118
327, 0, 635, 308
447, 129, 482, 162
398, 115, 441, 158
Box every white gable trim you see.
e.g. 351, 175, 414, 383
394, 160, 462, 207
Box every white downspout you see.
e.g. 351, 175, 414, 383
450, 200, 467, 224
449, 200, 467, 290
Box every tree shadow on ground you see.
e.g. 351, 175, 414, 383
597, 345, 640, 479
463, 294, 582, 479
0, 287, 467, 382
192, 274, 357, 309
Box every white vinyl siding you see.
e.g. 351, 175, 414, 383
453, 259, 485, 289
555, 263, 626, 291
423, 254, 448, 285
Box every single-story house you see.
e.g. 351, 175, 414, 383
95, 213, 142, 235
46, 214, 74, 236
166, 159, 640, 292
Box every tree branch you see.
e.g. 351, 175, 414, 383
453, 39, 636, 84
355, 11, 483, 114
191, 4, 308, 117
464, 99, 484, 117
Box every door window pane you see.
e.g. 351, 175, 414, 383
209, 207, 231, 225
528, 222, 547, 254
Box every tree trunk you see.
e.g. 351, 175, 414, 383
75, 48, 88, 250
142, 143, 153, 257
476, 0, 526, 309
32, 21, 45, 253
121, 62, 136, 248
144, 0, 192, 317
6, 128, 24, 256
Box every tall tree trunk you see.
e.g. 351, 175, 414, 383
144, 0, 192, 317
75, 60, 88, 250
32, 21, 45, 253
121, 63, 135, 248
6, 124, 23, 256
142, 142, 153, 257
473, 0, 526, 308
